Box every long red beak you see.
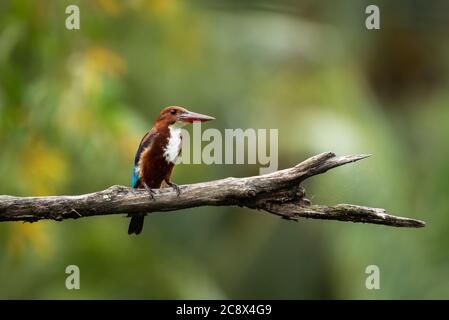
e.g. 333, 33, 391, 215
179, 111, 215, 123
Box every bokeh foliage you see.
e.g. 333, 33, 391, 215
0, 0, 448, 299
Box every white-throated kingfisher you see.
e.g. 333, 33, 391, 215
128, 106, 215, 235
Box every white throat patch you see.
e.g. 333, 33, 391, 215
164, 125, 182, 163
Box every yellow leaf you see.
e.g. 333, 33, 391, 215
96, 0, 123, 16
20, 137, 67, 196
7, 223, 52, 259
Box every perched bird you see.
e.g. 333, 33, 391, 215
129, 106, 215, 235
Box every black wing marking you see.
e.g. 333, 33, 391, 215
132, 129, 157, 188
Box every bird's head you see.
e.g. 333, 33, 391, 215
156, 106, 215, 128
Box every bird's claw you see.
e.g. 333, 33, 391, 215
143, 183, 156, 201
167, 181, 181, 197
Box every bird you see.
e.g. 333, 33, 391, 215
128, 106, 215, 235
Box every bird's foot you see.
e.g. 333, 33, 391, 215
143, 183, 156, 201
166, 181, 181, 197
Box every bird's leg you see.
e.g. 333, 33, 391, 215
166, 181, 181, 197
143, 182, 156, 200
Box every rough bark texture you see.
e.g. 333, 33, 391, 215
0, 152, 425, 228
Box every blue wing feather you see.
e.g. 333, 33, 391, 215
131, 129, 157, 188
131, 167, 139, 188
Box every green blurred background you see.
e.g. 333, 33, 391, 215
0, 0, 448, 299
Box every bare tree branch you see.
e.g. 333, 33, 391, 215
0, 152, 425, 228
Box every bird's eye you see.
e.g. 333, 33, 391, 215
170, 109, 177, 115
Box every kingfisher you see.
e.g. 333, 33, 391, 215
128, 106, 215, 235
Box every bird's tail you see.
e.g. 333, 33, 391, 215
128, 215, 145, 235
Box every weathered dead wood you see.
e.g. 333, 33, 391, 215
0, 152, 425, 228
